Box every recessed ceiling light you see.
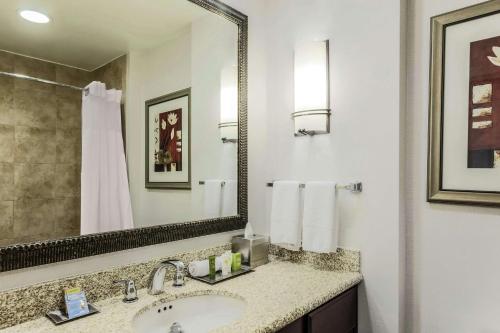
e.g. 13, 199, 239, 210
19, 10, 50, 24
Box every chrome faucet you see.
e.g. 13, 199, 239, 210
148, 259, 185, 295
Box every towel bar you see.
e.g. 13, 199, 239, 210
199, 181, 226, 186
266, 181, 362, 193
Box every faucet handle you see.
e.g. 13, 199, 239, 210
167, 259, 184, 269
166, 260, 185, 287
114, 279, 138, 303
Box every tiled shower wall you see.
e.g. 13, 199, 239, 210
0, 51, 91, 246
0, 51, 126, 246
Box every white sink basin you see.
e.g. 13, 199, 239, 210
133, 294, 246, 333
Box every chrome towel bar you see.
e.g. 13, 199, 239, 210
266, 181, 362, 193
199, 181, 226, 186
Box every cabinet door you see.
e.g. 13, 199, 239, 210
276, 317, 306, 333
307, 287, 357, 333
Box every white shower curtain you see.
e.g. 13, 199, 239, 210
81, 81, 134, 235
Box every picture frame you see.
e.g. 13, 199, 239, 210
428, 1, 500, 206
145, 88, 191, 189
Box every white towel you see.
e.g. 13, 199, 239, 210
203, 180, 223, 218
188, 257, 223, 277
302, 181, 338, 253
222, 180, 238, 216
269, 181, 301, 248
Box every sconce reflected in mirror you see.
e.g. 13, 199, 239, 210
220, 65, 238, 143
293, 40, 331, 136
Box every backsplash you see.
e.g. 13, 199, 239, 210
269, 245, 360, 272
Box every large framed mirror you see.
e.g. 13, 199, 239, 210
0, 0, 247, 271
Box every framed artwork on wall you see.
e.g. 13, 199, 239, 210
428, 1, 500, 206
145, 88, 191, 189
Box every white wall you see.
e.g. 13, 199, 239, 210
225, 0, 405, 332
190, 14, 238, 213
406, 0, 500, 332
126, 27, 193, 227
126, 16, 238, 227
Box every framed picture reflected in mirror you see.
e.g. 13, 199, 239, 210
145, 88, 191, 189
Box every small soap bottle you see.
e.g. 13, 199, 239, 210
221, 251, 232, 276
231, 252, 241, 272
208, 255, 216, 279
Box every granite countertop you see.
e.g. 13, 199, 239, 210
0, 261, 362, 333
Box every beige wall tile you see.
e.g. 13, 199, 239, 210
14, 89, 57, 129
15, 127, 56, 163
0, 76, 14, 126
0, 125, 14, 163
14, 78, 56, 93
14, 163, 55, 199
54, 163, 80, 197
56, 65, 93, 88
0, 163, 14, 200
56, 87, 81, 129
0, 200, 13, 238
0, 51, 14, 72
13, 199, 55, 238
13, 55, 56, 93
14, 54, 55, 81
0, 53, 87, 245
54, 197, 80, 234
0, 238, 16, 247
92, 55, 127, 96
56, 128, 81, 164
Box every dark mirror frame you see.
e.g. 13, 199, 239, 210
0, 0, 248, 272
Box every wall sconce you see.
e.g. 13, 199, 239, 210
293, 40, 331, 136
220, 65, 238, 143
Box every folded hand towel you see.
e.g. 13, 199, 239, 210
188, 257, 223, 277
222, 180, 237, 217
203, 180, 223, 218
269, 181, 301, 249
302, 181, 338, 253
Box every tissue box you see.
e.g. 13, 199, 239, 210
231, 234, 269, 268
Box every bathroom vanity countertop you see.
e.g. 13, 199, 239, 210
0, 261, 362, 333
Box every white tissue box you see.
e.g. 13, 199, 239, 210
231, 234, 269, 268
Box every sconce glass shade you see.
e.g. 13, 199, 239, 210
218, 122, 238, 143
293, 40, 331, 136
220, 65, 238, 143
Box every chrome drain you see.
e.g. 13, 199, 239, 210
169, 322, 183, 333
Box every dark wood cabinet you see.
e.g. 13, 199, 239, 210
277, 286, 358, 333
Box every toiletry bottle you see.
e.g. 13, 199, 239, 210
221, 251, 232, 276
231, 253, 241, 272
209, 255, 216, 279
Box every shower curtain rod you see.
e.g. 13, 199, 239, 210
0, 70, 87, 92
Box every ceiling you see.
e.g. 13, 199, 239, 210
0, 0, 211, 70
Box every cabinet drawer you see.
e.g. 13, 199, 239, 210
307, 287, 357, 333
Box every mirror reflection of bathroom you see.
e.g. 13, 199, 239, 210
0, 0, 239, 246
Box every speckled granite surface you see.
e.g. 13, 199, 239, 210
269, 245, 360, 272
0, 244, 231, 329
0, 261, 362, 333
